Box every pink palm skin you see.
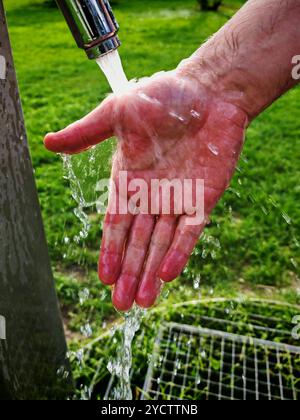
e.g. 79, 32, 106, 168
44, 70, 248, 312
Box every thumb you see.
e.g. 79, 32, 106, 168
44, 96, 115, 154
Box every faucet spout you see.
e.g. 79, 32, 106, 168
55, 0, 121, 59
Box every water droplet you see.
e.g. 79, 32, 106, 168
228, 187, 241, 198
56, 366, 65, 378
80, 385, 91, 401
138, 92, 160, 106
157, 378, 161, 384
169, 111, 186, 122
202, 248, 208, 259
195, 374, 201, 385
261, 205, 268, 215
210, 250, 217, 260
190, 109, 201, 119
183, 265, 191, 274
200, 350, 206, 359
293, 236, 300, 248
193, 277, 201, 290
76, 349, 84, 366
162, 288, 170, 299
78, 288, 90, 305
176, 359, 181, 369
192, 247, 201, 256
208, 143, 219, 156
100, 289, 108, 301
80, 323, 93, 338
282, 212, 292, 225
64, 236, 70, 245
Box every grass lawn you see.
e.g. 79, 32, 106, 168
4, 0, 300, 345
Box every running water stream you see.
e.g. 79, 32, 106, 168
107, 306, 145, 400
97, 51, 144, 400
63, 50, 141, 400
96, 50, 130, 95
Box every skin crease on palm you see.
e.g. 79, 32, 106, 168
44, 0, 300, 312
45, 71, 248, 311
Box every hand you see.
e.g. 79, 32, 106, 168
45, 69, 247, 311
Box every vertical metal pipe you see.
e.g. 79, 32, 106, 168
0, 1, 72, 399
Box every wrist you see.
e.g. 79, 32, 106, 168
176, 46, 269, 123
177, 0, 300, 123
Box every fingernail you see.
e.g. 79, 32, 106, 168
136, 274, 161, 308
159, 251, 188, 282
112, 274, 137, 312
98, 252, 121, 285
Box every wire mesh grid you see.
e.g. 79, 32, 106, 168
142, 322, 300, 400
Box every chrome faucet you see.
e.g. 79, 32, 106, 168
55, 0, 121, 59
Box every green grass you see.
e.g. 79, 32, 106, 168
4, 0, 300, 341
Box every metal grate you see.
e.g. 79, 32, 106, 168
142, 322, 300, 400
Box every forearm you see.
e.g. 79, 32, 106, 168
178, 0, 300, 120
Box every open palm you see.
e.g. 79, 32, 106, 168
45, 70, 247, 311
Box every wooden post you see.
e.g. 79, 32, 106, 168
0, 1, 72, 399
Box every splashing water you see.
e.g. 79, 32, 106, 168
78, 287, 90, 305
107, 306, 145, 400
63, 50, 129, 242
62, 50, 144, 400
62, 154, 91, 242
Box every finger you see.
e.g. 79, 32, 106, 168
44, 96, 115, 154
112, 214, 155, 312
98, 212, 133, 286
135, 274, 162, 309
159, 215, 205, 282
135, 216, 177, 308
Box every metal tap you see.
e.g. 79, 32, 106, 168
56, 0, 121, 59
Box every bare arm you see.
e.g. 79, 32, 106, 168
179, 0, 300, 119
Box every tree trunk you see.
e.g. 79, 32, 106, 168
0, 1, 72, 399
